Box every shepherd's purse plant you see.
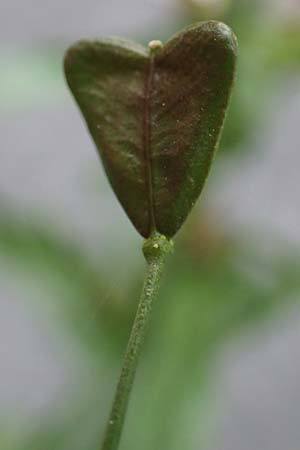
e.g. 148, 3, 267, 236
64, 20, 237, 450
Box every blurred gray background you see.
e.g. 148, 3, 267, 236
1, 1, 300, 449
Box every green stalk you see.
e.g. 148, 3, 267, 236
101, 232, 173, 450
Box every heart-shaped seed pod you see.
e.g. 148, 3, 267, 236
64, 21, 237, 238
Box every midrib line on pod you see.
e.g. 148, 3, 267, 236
142, 53, 156, 235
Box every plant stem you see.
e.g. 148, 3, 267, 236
101, 232, 173, 450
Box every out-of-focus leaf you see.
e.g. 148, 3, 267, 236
262, 23, 300, 70
0, 212, 133, 353
182, 0, 233, 20
64, 21, 237, 238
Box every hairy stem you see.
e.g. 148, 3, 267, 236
101, 232, 173, 450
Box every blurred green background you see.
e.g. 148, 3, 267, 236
1, 0, 300, 449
